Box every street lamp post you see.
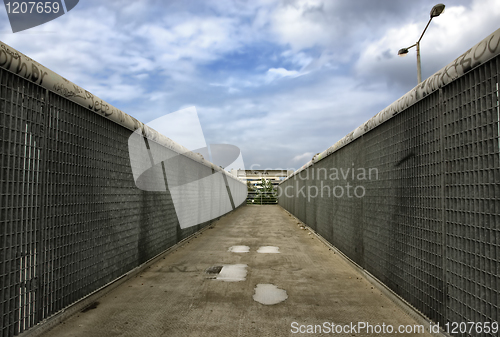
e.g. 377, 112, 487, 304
398, 3, 445, 83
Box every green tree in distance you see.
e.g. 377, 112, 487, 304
251, 178, 276, 205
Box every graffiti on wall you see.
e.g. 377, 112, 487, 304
0, 44, 48, 85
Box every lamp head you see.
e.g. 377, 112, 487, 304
430, 4, 445, 18
398, 48, 409, 57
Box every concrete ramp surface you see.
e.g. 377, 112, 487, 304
41, 206, 432, 337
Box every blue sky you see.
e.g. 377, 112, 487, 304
1, 0, 499, 171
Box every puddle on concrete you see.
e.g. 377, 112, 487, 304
253, 284, 288, 305
228, 245, 250, 253
212, 264, 248, 282
257, 246, 280, 254
205, 265, 223, 274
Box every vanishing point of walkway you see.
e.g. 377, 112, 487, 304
41, 205, 432, 337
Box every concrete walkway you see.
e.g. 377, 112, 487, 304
42, 205, 432, 337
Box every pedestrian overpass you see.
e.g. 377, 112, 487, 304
1, 28, 500, 337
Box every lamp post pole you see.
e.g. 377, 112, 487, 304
398, 4, 445, 84
416, 41, 421, 84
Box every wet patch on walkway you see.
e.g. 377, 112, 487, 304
205, 265, 223, 275
206, 264, 248, 282
257, 246, 280, 253
228, 245, 250, 253
253, 284, 288, 305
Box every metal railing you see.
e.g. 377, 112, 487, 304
246, 191, 278, 205
279, 28, 500, 336
0, 43, 247, 336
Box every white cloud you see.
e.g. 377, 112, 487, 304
266, 67, 301, 81
270, 0, 330, 51
134, 16, 242, 65
292, 152, 315, 163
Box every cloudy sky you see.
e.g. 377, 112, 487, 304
1, 0, 499, 171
